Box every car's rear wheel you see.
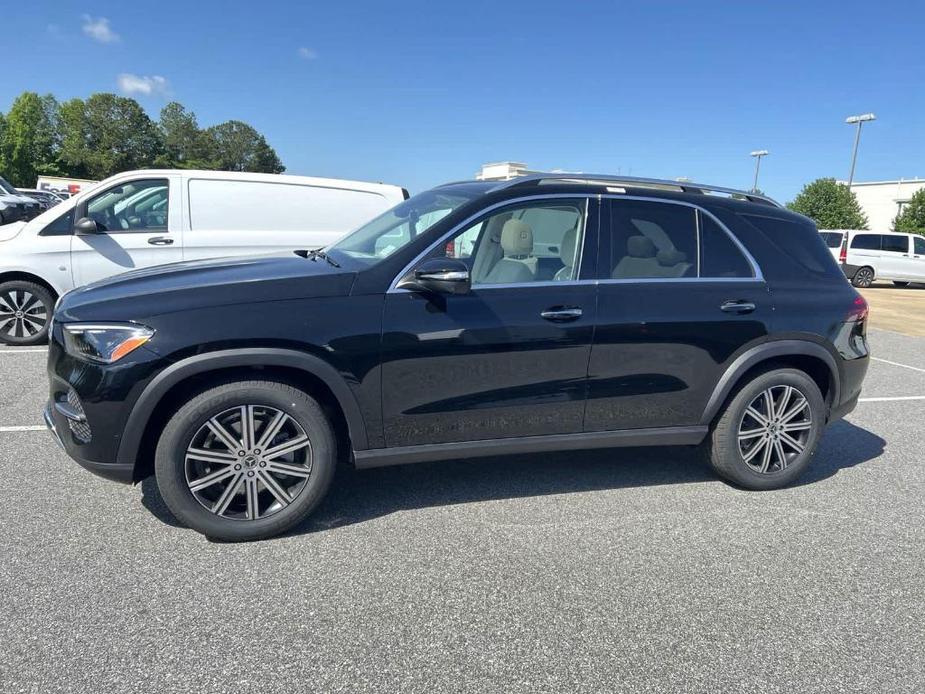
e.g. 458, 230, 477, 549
706, 368, 825, 490
155, 380, 336, 541
851, 267, 875, 288
0, 280, 54, 346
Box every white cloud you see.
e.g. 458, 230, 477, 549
297, 47, 317, 60
117, 73, 170, 97
82, 15, 120, 43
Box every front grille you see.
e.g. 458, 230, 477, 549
65, 388, 92, 443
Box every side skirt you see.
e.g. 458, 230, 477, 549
353, 425, 708, 470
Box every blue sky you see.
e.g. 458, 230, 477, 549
3, 1, 924, 201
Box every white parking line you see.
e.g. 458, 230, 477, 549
871, 357, 925, 374
0, 349, 48, 354
0, 425, 45, 432
858, 395, 925, 403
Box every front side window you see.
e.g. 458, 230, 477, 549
851, 234, 880, 250
84, 179, 169, 233
423, 199, 587, 285
881, 235, 909, 253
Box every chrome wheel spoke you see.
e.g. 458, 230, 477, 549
20, 293, 38, 312
187, 447, 237, 465
773, 440, 788, 470
0, 296, 14, 314
745, 406, 769, 426
263, 434, 311, 461
240, 405, 256, 450
212, 473, 244, 515
763, 389, 776, 421
207, 417, 243, 452
265, 460, 312, 478
782, 420, 811, 432
758, 437, 773, 472
190, 466, 237, 493
742, 437, 767, 463
779, 397, 808, 424
245, 477, 260, 519
780, 431, 805, 453
255, 410, 288, 450
257, 470, 292, 506
738, 427, 765, 441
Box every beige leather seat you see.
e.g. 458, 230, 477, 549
482, 219, 536, 284
612, 235, 661, 278
554, 227, 578, 281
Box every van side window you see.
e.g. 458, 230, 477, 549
610, 201, 697, 279
85, 179, 169, 233
915, 237, 925, 255
881, 235, 909, 253
38, 209, 75, 237
699, 213, 753, 278
851, 234, 880, 250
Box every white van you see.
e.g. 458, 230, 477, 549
820, 229, 925, 288
0, 169, 406, 345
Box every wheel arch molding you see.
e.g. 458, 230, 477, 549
116, 348, 369, 467
700, 340, 840, 426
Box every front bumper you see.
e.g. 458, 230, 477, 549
44, 400, 135, 483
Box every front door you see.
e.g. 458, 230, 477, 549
71, 176, 183, 286
586, 198, 772, 431
380, 196, 599, 447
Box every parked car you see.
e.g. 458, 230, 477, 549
16, 188, 64, 211
820, 229, 925, 287
0, 169, 407, 345
45, 173, 870, 541
0, 176, 41, 226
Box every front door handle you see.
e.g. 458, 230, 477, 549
541, 306, 583, 322
720, 300, 756, 314
147, 236, 174, 246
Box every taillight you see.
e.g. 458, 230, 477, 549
848, 294, 868, 321
839, 237, 847, 264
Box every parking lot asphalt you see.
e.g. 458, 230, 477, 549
1, 328, 924, 693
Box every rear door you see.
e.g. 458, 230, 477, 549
586, 198, 771, 431
71, 176, 183, 286
911, 236, 925, 282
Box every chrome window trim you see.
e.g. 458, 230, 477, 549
388, 193, 764, 292
388, 194, 594, 293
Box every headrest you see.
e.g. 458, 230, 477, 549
559, 227, 578, 265
657, 249, 687, 266
626, 235, 656, 258
501, 219, 533, 256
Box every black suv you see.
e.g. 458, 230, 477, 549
45, 174, 870, 541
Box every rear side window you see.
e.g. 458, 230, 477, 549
741, 214, 843, 278
851, 234, 880, 250
610, 201, 697, 279
699, 213, 753, 278
820, 232, 844, 249
881, 235, 909, 253
915, 237, 925, 255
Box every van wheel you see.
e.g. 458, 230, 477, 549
851, 267, 874, 288
154, 380, 336, 542
706, 368, 825, 490
893, 281, 910, 288
0, 280, 54, 346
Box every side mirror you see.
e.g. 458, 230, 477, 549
399, 258, 471, 295
74, 217, 101, 235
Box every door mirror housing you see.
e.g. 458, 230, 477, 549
74, 217, 101, 235
400, 258, 471, 295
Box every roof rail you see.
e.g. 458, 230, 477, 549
493, 173, 782, 207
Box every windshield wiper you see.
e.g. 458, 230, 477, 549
295, 248, 341, 268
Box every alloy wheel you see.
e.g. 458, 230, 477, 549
185, 404, 313, 520
854, 268, 874, 288
0, 289, 48, 340
737, 385, 812, 474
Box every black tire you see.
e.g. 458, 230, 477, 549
705, 368, 825, 490
851, 267, 875, 288
893, 281, 910, 288
155, 380, 336, 541
0, 280, 54, 346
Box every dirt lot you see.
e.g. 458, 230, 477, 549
859, 282, 925, 337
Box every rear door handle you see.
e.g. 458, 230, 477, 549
541, 306, 583, 322
147, 236, 174, 246
720, 300, 756, 314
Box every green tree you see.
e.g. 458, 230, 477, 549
892, 188, 925, 236
0, 92, 61, 186
201, 120, 285, 173
787, 178, 868, 229
157, 101, 206, 167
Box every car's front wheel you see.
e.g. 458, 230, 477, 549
706, 368, 825, 490
155, 380, 336, 541
0, 280, 54, 346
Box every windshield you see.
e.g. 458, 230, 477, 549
326, 183, 488, 266
0, 177, 18, 195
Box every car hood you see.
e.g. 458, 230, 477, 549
57, 252, 358, 322
0, 221, 25, 241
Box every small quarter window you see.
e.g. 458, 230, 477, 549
38, 209, 75, 236
743, 214, 843, 277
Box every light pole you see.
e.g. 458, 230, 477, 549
750, 150, 768, 192
845, 113, 876, 187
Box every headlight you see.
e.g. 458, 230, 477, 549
63, 323, 155, 363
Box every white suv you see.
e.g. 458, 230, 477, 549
820, 229, 925, 288
0, 169, 406, 345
